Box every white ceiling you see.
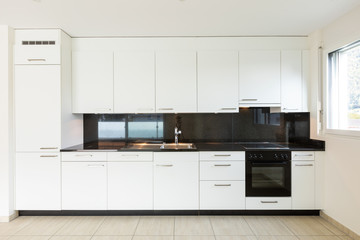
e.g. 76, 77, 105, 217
0, 0, 360, 37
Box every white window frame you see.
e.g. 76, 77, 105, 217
324, 40, 360, 138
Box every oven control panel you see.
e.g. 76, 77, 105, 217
246, 151, 291, 161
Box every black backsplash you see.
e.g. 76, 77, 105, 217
83, 108, 310, 143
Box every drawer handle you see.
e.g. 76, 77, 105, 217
220, 108, 237, 110
137, 108, 153, 111
40, 147, 58, 150
158, 108, 174, 110
156, 164, 173, 167
87, 164, 105, 167
40, 155, 58, 158
294, 154, 313, 157
27, 58, 46, 62
261, 201, 278, 203
214, 184, 231, 187
121, 154, 139, 157
241, 99, 258, 101
75, 154, 93, 157
295, 164, 314, 167
214, 164, 231, 167
214, 154, 231, 157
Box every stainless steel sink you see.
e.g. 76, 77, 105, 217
160, 143, 196, 150
125, 142, 196, 150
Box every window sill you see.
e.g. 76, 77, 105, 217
324, 128, 360, 139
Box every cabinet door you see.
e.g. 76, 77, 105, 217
156, 52, 197, 113
62, 162, 107, 210
154, 153, 199, 209
15, 65, 61, 152
108, 162, 153, 210
72, 51, 113, 113
239, 51, 280, 106
200, 181, 245, 210
114, 52, 155, 113
198, 51, 239, 113
281, 50, 303, 112
292, 161, 315, 209
15, 153, 61, 210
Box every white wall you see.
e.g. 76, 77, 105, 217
309, 5, 360, 235
0, 25, 15, 221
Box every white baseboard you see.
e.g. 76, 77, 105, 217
0, 211, 19, 222
321, 211, 360, 240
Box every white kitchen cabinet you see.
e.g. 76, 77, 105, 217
15, 153, 61, 210
14, 45, 61, 65
108, 162, 153, 210
200, 161, 245, 181
15, 65, 61, 152
292, 160, 315, 209
246, 197, 292, 210
198, 51, 239, 113
154, 152, 199, 210
155, 51, 197, 113
200, 181, 245, 210
239, 50, 281, 106
281, 50, 303, 112
114, 51, 155, 113
62, 162, 107, 210
72, 51, 114, 113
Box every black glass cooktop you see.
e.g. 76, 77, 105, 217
239, 143, 289, 150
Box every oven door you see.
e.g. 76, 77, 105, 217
246, 160, 291, 197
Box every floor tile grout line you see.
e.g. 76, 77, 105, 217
242, 215, 257, 236
272, 215, 297, 236
208, 216, 217, 237
91, 216, 107, 238
131, 215, 142, 240
173, 216, 175, 238
10, 216, 38, 236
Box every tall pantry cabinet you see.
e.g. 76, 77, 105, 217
14, 30, 82, 210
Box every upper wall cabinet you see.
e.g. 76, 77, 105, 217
198, 51, 239, 113
72, 51, 114, 113
114, 51, 155, 113
281, 50, 303, 112
239, 51, 281, 107
156, 52, 197, 113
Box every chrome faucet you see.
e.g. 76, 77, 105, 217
175, 127, 182, 145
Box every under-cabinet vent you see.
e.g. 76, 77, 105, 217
22, 41, 56, 45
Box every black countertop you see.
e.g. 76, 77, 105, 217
61, 139, 325, 152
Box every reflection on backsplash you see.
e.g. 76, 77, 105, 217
84, 108, 310, 143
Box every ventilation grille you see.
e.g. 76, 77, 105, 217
22, 41, 56, 45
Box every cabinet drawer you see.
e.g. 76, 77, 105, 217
200, 181, 245, 210
14, 45, 61, 65
292, 151, 315, 161
61, 152, 107, 162
246, 197, 292, 210
108, 152, 153, 162
200, 161, 245, 180
154, 152, 199, 162
200, 151, 245, 161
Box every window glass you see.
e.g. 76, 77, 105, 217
328, 41, 360, 130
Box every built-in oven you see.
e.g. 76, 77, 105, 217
246, 151, 291, 197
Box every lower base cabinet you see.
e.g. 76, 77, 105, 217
15, 153, 61, 210
108, 162, 153, 210
292, 160, 315, 209
154, 152, 199, 210
62, 162, 107, 210
246, 197, 292, 210
200, 181, 245, 209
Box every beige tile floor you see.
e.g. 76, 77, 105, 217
0, 216, 355, 240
